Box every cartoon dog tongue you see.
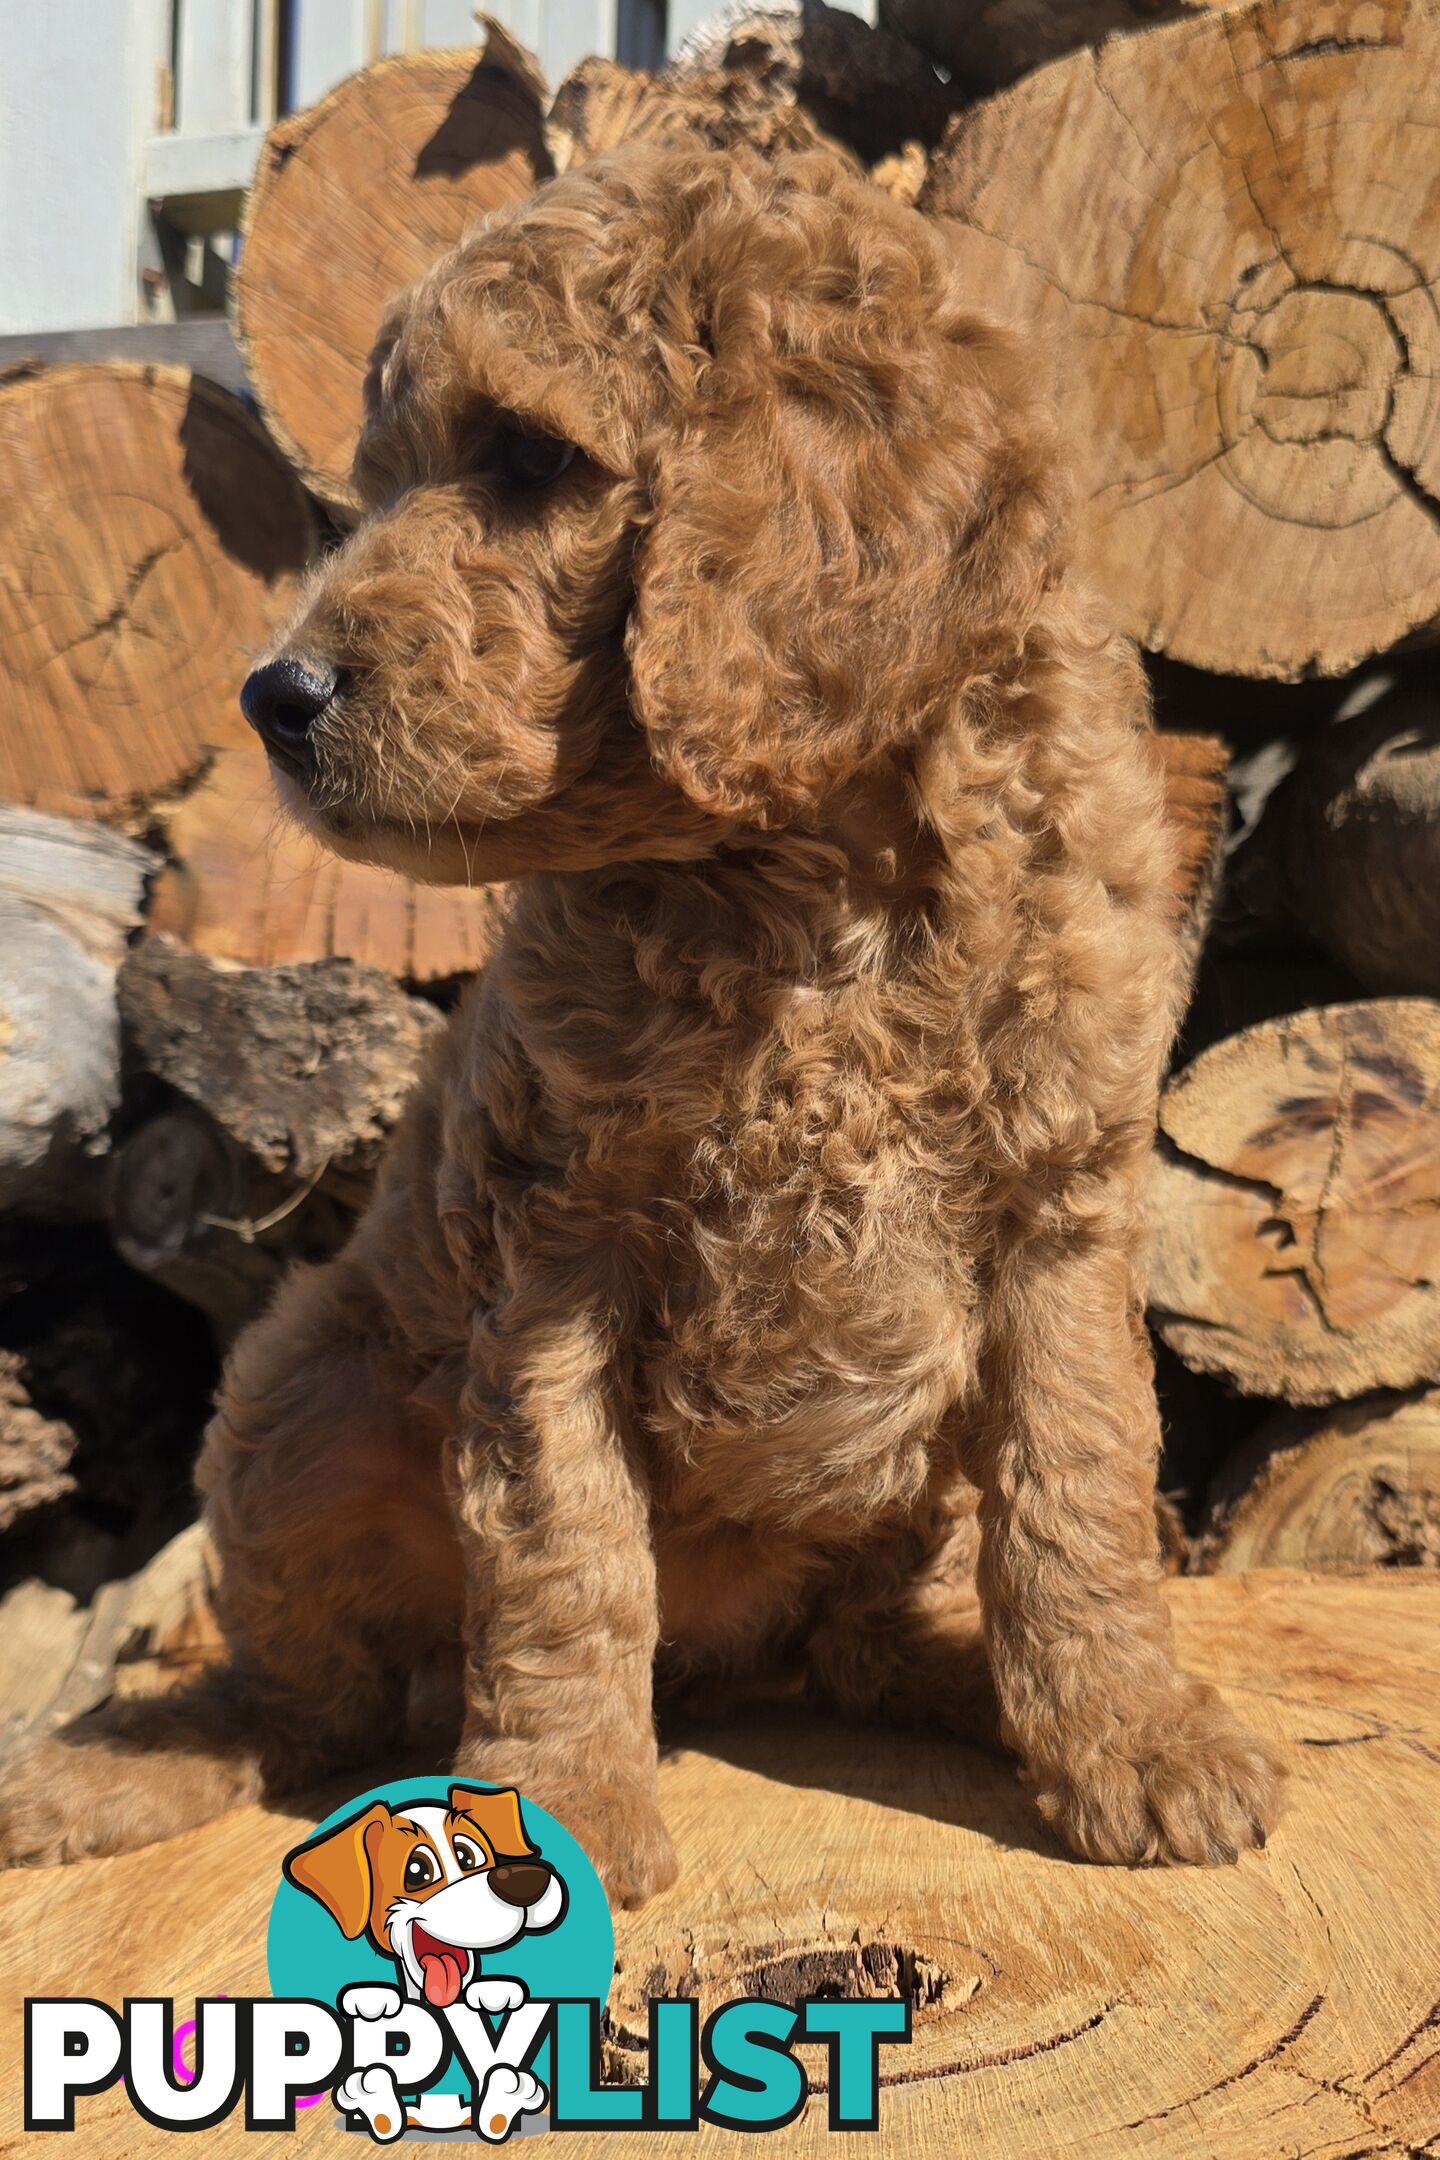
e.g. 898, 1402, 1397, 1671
413, 1927, 467, 2008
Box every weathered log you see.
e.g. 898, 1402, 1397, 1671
119, 934, 444, 1186
5, 1574, 1440, 2156
110, 935, 446, 1331
1148, 1000, 1440, 1404
235, 29, 551, 510
0, 363, 313, 816
146, 739, 507, 980
1264, 683, 1440, 997
0, 810, 155, 1214
879, 0, 1231, 92
1196, 1387, 1440, 1572
922, 0, 1440, 679
0, 1353, 76, 1537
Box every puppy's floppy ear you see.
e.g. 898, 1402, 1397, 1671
626, 165, 1066, 830
448, 1785, 537, 1861
283, 1803, 389, 1939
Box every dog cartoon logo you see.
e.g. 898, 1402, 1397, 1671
278, 1783, 586, 2143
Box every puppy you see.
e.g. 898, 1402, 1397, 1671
0, 144, 1282, 1897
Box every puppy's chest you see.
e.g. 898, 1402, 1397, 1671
480, 977, 988, 1506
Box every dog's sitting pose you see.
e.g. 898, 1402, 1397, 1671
286, 1785, 559, 2140
0, 145, 1282, 1897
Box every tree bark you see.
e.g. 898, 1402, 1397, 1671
1148, 999, 1440, 1403
0, 364, 313, 819
1195, 1388, 1440, 1571
235, 30, 551, 510
921, 0, 1440, 679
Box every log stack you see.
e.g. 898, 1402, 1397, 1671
0, 0, 1438, 1689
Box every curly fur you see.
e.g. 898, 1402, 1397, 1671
0, 146, 1282, 1896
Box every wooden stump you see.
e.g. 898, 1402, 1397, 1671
1, 1574, 1436, 2155
235, 35, 551, 510
1148, 1000, 1440, 1403
1197, 1387, 1440, 1571
0, 364, 313, 818
922, 0, 1440, 679
1265, 683, 1440, 997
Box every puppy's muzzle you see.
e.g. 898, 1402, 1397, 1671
240, 654, 339, 780
487, 1860, 553, 1908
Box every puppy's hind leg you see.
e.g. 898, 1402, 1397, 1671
805, 1478, 1002, 1750
0, 1255, 460, 1869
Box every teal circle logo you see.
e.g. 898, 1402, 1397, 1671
267, 1779, 613, 2137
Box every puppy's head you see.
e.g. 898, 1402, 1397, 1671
244, 145, 1064, 881
283, 1784, 566, 2006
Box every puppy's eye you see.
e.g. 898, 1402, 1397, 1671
452, 1838, 482, 1873
404, 1850, 437, 1891
496, 426, 576, 490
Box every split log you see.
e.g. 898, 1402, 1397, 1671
4, 1573, 1439, 2157
146, 739, 506, 980
879, 0, 1233, 92
235, 30, 551, 509
0, 363, 313, 817
922, 0, 1440, 679
1196, 1387, 1440, 1572
110, 935, 445, 1331
1148, 1000, 1440, 1404
1264, 684, 1440, 997
0, 810, 155, 1214
0, 1353, 76, 1536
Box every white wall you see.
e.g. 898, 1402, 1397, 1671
0, 0, 164, 334
0, 0, 879, 336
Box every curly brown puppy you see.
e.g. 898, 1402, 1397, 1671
0, 145, 1282, 1898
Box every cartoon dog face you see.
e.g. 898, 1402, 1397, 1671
284, 1785, 566, 2007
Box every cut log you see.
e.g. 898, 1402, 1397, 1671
3, 1574, 1438, 2158
0, 363, 314, 817
235, 32, 551, 510
0, 1352, 76, 1536
1265, 684, 1440, 997
0, 809, 155, 1214
147, 739, 507, 980
922, 0, 1440, 679
1196, 1387, 1440, 1572
1148, 1000, 1440, 1404
879, 0, 1233, 92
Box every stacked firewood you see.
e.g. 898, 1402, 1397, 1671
0, 0, 1436, 1721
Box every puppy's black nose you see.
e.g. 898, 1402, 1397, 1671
240, 656, 338, 771
488, 1860, 552, 1909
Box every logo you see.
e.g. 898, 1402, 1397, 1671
25, 1778, 912, 2139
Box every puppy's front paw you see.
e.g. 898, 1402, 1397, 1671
1032, 1684, 1285, 1867
550, 1781, 677, 1909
